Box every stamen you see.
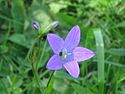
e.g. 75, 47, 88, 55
59, 48, 68, 60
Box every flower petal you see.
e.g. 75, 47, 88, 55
73, 47, 95, 62
63, 61, 80, 78
46, 55, 63, 70
64, 25, 80, 52
47, 34, 64, 54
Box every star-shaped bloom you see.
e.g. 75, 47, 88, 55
46, 25, 95, 78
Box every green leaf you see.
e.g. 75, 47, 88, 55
49, 1, 68, 13
11, 0, 25, 32
57, 13, 82, 27
94, 29, 104, 94
115, 21, 125, 28
0, 45, 8, 54
71, 83, 85, 94
85, 30, 94, 48
106, 48, 125, 56
8, 34, 31, 48
105, 61, 125, 67
54, 71, 80, 83
44, 73, 54, 94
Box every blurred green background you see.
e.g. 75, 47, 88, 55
0, 0, 125, 94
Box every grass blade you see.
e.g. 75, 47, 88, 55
94, 29, 104, 94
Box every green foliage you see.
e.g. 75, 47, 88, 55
0, 0, 125, 94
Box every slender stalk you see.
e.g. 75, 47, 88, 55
94, 29, 104, 94
40, 70, 50, 78
47, 71, 54, 87
36, 40, 47, 69
32, 63, 43, 94
0, 14, 23, 25
44, 71, 55, 94
4, 22, 11, 44
2, 79, 9, 94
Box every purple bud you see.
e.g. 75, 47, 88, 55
32, 21, 40, 30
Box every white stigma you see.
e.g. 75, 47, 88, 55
59, 48, 68, 60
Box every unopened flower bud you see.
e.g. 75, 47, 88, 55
47, 21, 59, 30
32, 21, 40, 31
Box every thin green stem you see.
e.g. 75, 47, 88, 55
2, 79, 9, 94
36, 40, 47, 69
40, 70, 50, 78
94, 29, 104, 94
0, 14, 23, 25
44, 71, 55, 94
32, 63, 43, 94
47, 71, 54, 87
4, 22, 11, 44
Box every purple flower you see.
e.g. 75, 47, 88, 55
46, 25, 95, 78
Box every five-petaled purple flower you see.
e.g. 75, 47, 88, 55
46, 25, 95, 78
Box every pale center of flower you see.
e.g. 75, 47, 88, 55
59, 48, 71, 60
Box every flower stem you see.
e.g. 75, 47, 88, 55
32, 63, 43, 94
44, 71, 55, 94
36, 40, 47, 69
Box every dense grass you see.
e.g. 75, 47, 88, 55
0, 0, 125, 94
